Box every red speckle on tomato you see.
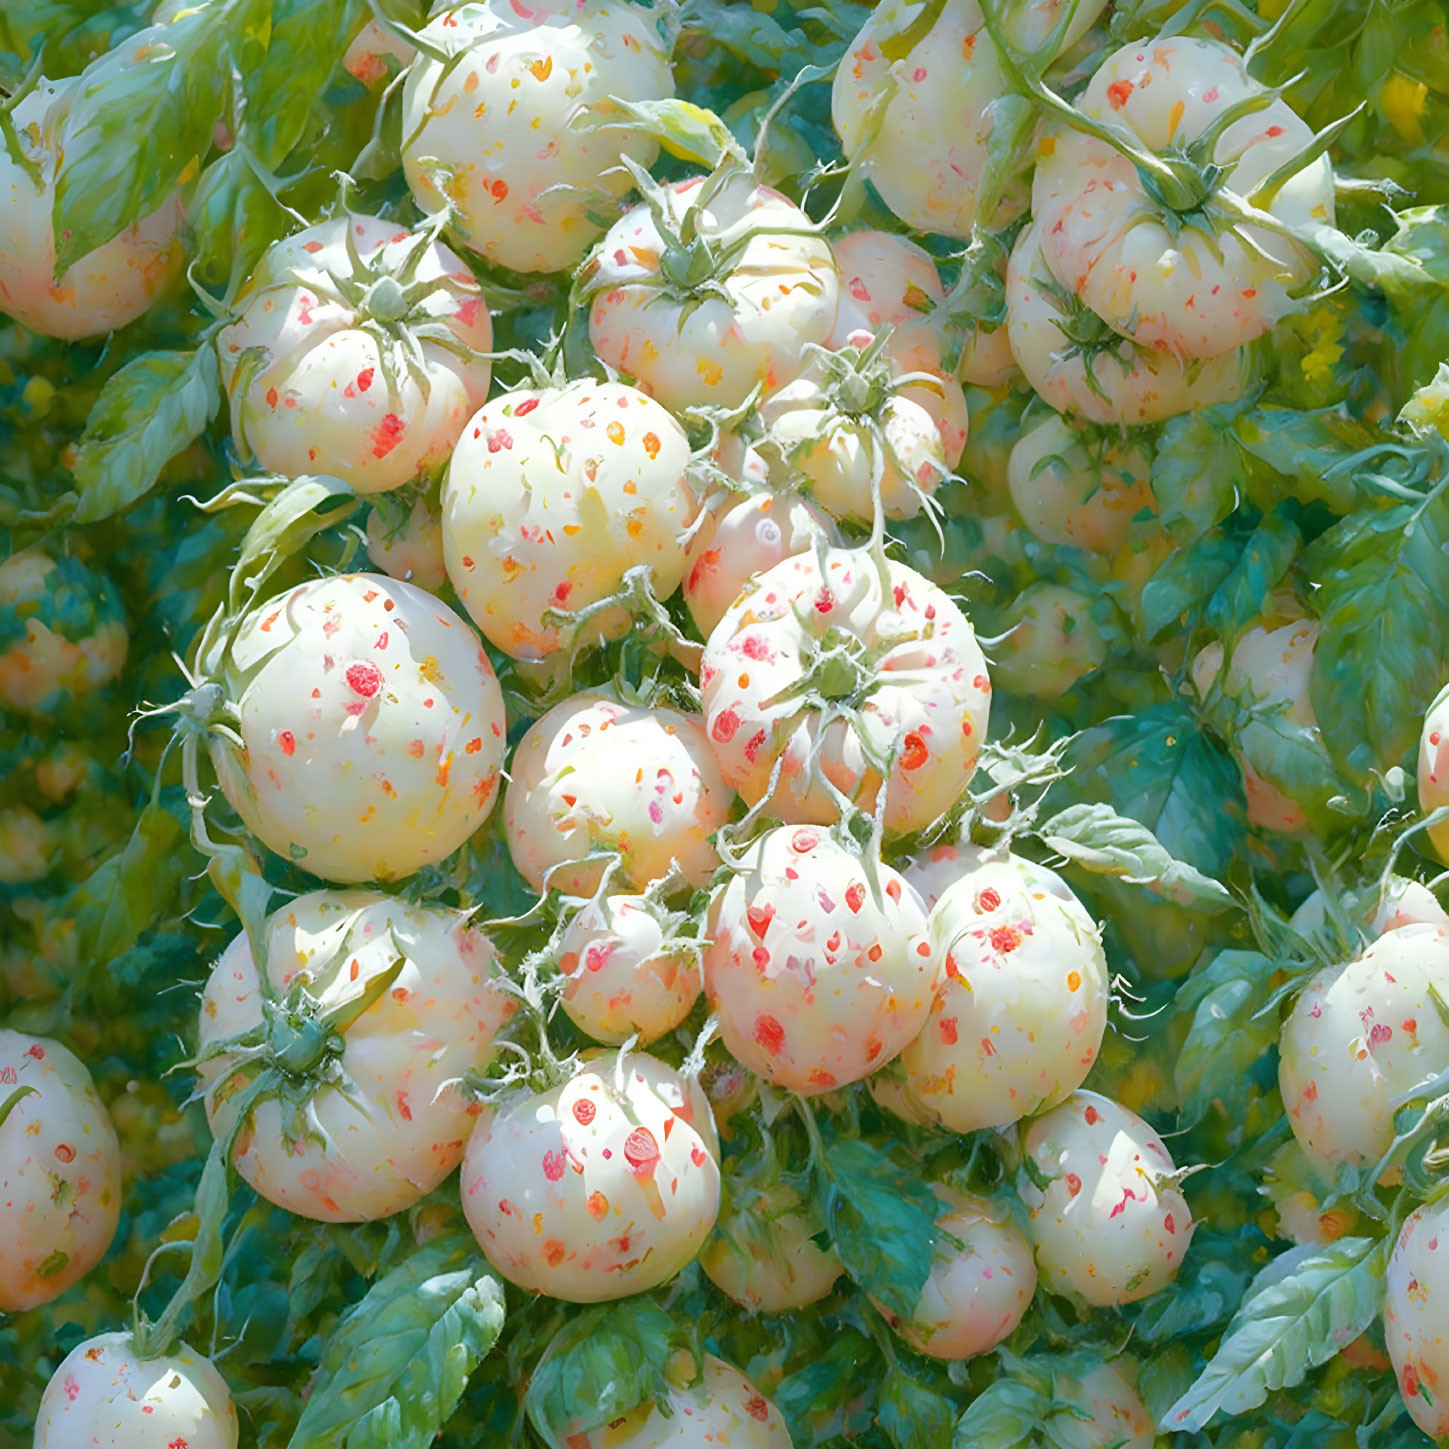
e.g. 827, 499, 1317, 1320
1066, 1172, 1082, 1196
371, 412, 405, 458
355, 367, 374, 392
515, 397, 539, 416
1370, 1023, 1392, 1045
279, 731, 296, 757
753, 1014, 785, 1055
346, 662, 383, 696
845, 882, 865, 912
791, 828, 820, 853
26, 1044, 44, 1059
900, 731, 928, 770
977, 888, 1001, 912
1084, 1104, 1101, 1125
53, 1143, 75, 1163
939, 1016, 958, 1045
573, 1098, 596, 1125
989, 926, 1022, 953
265, 386, 279, 409
814, 587, 834, 613
745, 1395, 770, 1422
711, 708, 740, 743
1165, 1212, 1176, 1234
746, 904, 775, 938
623, 1127, 659, 1170
542, 1149, 566, 1181
395, 1091, 412, 1121
490, 179, 509, 200
1107, 79, 1134, 108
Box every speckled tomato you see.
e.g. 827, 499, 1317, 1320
986, 581, 1106, 702
1005, 220, 1248, 424
700, 547, 991, 833
1050, 1358, 1157, 1449
0, 549, 128, 714
1279, 923, 1449, 1178
574, 1355, 792, 1449
683, 487, 838, 641
899, 841, 1073, 913
365, 491, 448, 594
0, 1032, 120, 1312
1418, 681, 1449, 862
504, 692, 731, 896
1384, 1196, 1449, 1438
35, 1333, 237, 1448
557, 894, 702, 1046
1032, 37, 1335, 360
0, 76, 182, 339
460, 1049, 720, 1301
1289, 874, 1449, 953
218, 215, 493, 495
342, 16, 416, 86
900, 856, 1109, 1132
585, 171, 840, 413
1020, 1091, 1193, 1307
826, 230, 970, 465
402, 0, 673, 274
874, 1188, 1035, 1360
197, 890, 513, 1222
203, 573, 506, 883
1007, 414, 1157, 553
442, 381, 695, 661
699, 1178, 841, 1313
703, 826, 934, 1094
831, 0, 1105, 238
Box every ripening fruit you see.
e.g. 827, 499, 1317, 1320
585, 171, 841, 413
0, 549, 128, 714
197, 891, 513, 1222
461, 1050, 721, 1301
900, 856, 1109, 1132
1050, 1357, 1157, 1449
402, 0, 674, 274
1384, 1196, 1449, 1438
0, 1032, 121, 1311
1020, 1091, 1193, 1307
218, 215, 493, 494
365, 492, 448, 593
442, 381, 695, 661
874, 1188, 1036, 1360
573, 1355, 793, 1449
504, 692, 731, 896
556, 894, 702, 1045
204, 573, 507, 883
989, 582, 1106, 701
899, 840, 1073, 913
1288, 874, 1449, 953
1418, 682, 1449, 862
1279, 923, 1449, 1178
0, 76, 182, 338
700, 1178, 842, 1312
34, 1332, 238, 1449
700, 547, 992, 833
703, 826, 934, 1094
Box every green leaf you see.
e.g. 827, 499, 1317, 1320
70, 348, 220, 523
1036, 801, 1236, 912
52, 5, 250, 270
226, 475, 360, 619
1060, 704, 1246, 880
1153, 405, 1246, 541
950, 1380, 1047, 1449
773, 1327, 878, 1447
1137, 531, 1241, 644
1305, 489, 1449, 781
1173, 951, 1281, 1125
289, 1233, 505, 1449
816, 1132, 939, 1318
1202, 510, 1302, 640
523, 1298, 685, 1449
879, 1366, 956, 1449
581, 96, 748, 169
1235, 408, 1385, 513
1160, 1237, 1388, 1433
185, 149, 290, 293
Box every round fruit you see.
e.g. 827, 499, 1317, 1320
703, 825, 934, 1094
0, 1032, 121, 1311
34, 1332, 238, 1449
700, 1179, 842, 1313
1020, 1091, 1193, 1307
461, 1049, 721, 1301
1384, 1196, 1449, 1438
1050, 1357, 1157, 1449
1418, 680, 1449, 862
1279, 923, 1449, 1177
700, 547, 992, 833
504, 691, 731, 896
203, 573, 507, 883
365, 491, 448, 594
197, 890, 513, 1222
899, 841, 1072, 913
442, 381, 695, 661
989, 582, 1107, 701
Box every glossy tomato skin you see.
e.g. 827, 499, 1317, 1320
204, 573, 507, 883
1418, 682, 1449, 862
1385, 1197, 1449, 1438
699, 1178, 842, 1313
34, 1332, 238, 1449
461, 1050, 720, 1301
198, 891, 513, 1222
218, 216, 492, 494
0, 1032, 121, 1312
704, 826, 934, 1094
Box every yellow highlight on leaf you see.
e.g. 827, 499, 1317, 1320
1381, 73, 1428, 142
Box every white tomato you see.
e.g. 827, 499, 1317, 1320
700, 547, 991, 834
1384, 1197, 1449, 1438
34, 1332, 237, 1449
703, 825, 934, 1094
1418, 681, 1449, 862
504, 691, 731, 896
364, 491, 448, 594
442, 381, 695, 661
989, 581, 1106, 701
585, 171, 840, 413
1050, 1358, 1157, 1449
1032, 37, 1335, 360
898, 840, 1073, 912
0, 1032, 121, 1312
1278, 923, 1449, 1178
461, 1049, 720, 1301
0, 76, 182, 339
1020, 1091, 1193, 1307
900, 857, 1109, 1132
218, 215, 493, 495
557, 894, 702, 1046
204, 574, 507, 883
875, 1188, 1036, 1360
197, 890, 513, 1222
699, 1178, 842, 1313
402, 0, 673, 274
